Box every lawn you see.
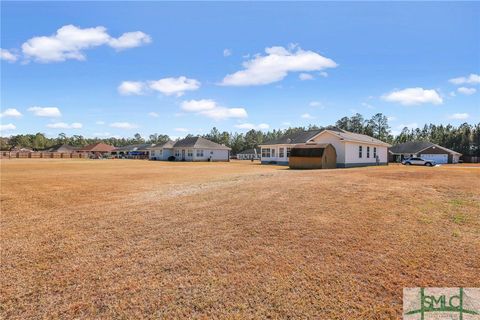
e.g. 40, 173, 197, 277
1, 159, 479, 319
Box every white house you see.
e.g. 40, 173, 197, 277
259, 128, 391, 168
149, 137, 230, 162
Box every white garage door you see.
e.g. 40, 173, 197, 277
420, 154, 448, 164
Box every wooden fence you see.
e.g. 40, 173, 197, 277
0, 151, 89, 159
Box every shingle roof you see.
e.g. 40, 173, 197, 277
79, 142, 116, 152
324, 129, 391, 146
389, 141, 460, 155
114, 143, 155, 152
173, 137, 231, 150
147, 140, 175, 149
261, 129, 325, 145
45, 144, 79, 153
237, 148, 260, 155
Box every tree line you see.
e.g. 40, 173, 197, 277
1, 113, 479, 156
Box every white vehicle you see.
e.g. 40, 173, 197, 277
402, 157, 436, 166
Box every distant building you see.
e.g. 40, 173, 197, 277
78, 142, 116, 158
148, 137, 230, 161
389, 141, 461, 164
237, 148, 260, 160
44, 144, 79, 153
260, 127, 390, 168
112, 143, 154, 159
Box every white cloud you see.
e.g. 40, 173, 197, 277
148, 76, 200, 96
223, 48, 232, 57
46, 122, 82, 129
93, 132, 121, 138
457, 87, 477, 95
449, 91, 456, 97
299, 73, 314, 81
234, 123, 270, 130
22, 25, 151, 63
109, 122, 138, 129
449, 113, 470, 120
108, 31, 151, 50
221, 45, 337, 86
301, 113, 315, 119
319, 71, 328, 78
174, 127, 189, 132
180, 99, 248, 120
387, 116, 397, 122
0, 123, 16, 131
1, 49, 18, 62
0, 108, 22, 118
382, 88, 443, 106
449, 73, 480, 85
118, 81, 145, 95
28, 106, 62, 117
361, 102, 374, 109
96, 120, 105, 125
148, 112, 159, 118
309, 101, 323, 108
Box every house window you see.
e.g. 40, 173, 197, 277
373, 147, 377, 158
279, 147, 285, 158
271, 148, 276, 157
359, 146, 363, 158
187, 149, 193, 157
175, 150, 180, 157
367, 146, 370, 158
261, 148, 270, 157
286, 147, 291, 157
196, 149, 204, 157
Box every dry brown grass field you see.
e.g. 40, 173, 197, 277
1, 159, 479, 319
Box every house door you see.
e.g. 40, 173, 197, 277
182, 149, 185, 161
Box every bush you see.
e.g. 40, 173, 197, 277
168, 156, 176, 161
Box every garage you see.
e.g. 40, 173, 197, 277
420, 153, 448, 164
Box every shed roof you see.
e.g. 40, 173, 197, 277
389, 141, 461, 155
173, 137, 231, 150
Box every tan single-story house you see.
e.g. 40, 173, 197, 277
149, 137, 230, 161
388, 141, 461, 164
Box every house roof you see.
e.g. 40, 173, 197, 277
322, 129, 391, 146
147, 140, 175, 150
173, 137, 231, 150
389, 141, 461, 155
45, 144, 79, 153
237, 148, 260, 155
114, 143, 155, 152
78, 142, 116, 152
261, 129, 325, 145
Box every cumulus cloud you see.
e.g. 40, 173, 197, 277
0, 108, 22, 118
1, 49, 18, 62
223, 48, 232, 57
118, 81, 146, 95
319, 71, 329, 78
457, 87, 477, 95
220, 45, 337, 86
118, 76, 200, 96
449, 73, 480, 85
22, 25, 151, 63
299, 73, 314, 81
234, 123, 270, 130
148, 112, 159, 117
46, 122, 82, 129
109, 122, 138, 129
148, 77, 200, 96
449, 113, 470, 120
382, 88, 443, 106
180, 99, 248, 120
28, 106, 62, 117
0, 123, 16, 131
301, 113, 315, 119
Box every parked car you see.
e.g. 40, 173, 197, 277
402, 157, 436, 166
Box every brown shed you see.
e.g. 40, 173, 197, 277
289, 143, 337, 169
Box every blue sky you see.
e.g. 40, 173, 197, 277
1, 1, 479, 138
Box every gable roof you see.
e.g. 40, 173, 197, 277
78, 142, 116, 152
114, 143, 155, 152
147, 140, 175, 150
389, 141, 461, 155
261, 129, 324, 145
173, 136, 231, 150
45, 144, 79, 153
237, 148, 260, 155
321, 129, 391, 146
